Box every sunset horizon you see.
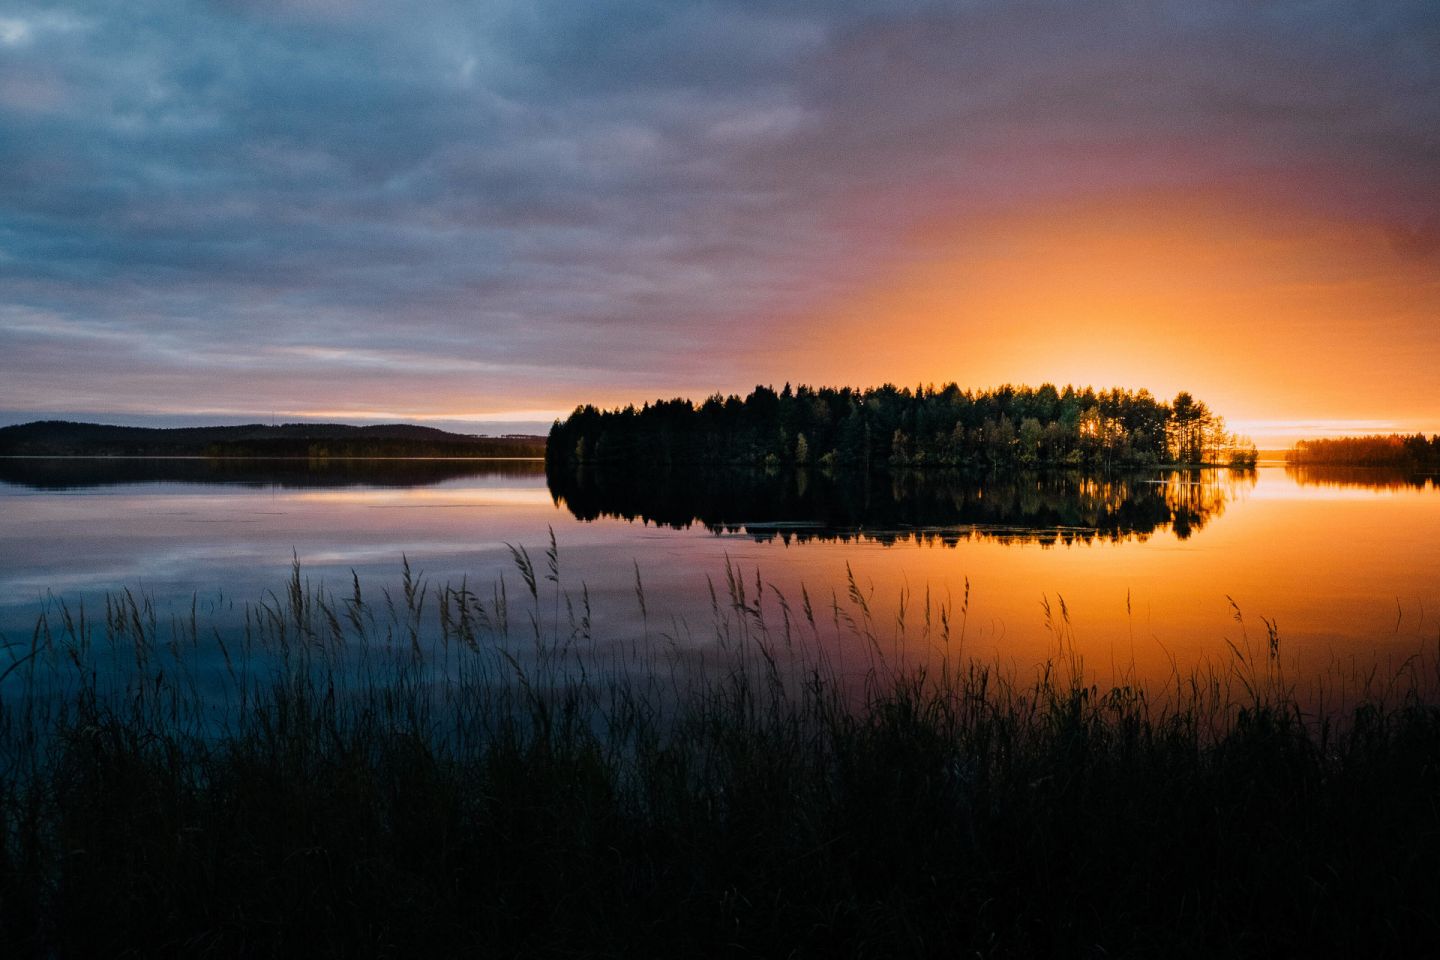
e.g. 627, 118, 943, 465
4, 3, 1438, 443
1, 394, 1434, 449
3, 3, 1438, 955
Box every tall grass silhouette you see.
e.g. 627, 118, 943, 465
1, 536, 1437, 956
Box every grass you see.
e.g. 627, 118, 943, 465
1, 542, 1438, 957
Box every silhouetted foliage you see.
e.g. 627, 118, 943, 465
549, 383, 1257, 469
2, 560, 1438, 957
1289, 434, 1440, 470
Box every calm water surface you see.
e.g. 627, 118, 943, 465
1, 458, 1436, 687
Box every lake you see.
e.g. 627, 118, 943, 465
1, 457, 1436, 691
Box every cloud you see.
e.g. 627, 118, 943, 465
1, 0, 1438, 421
0, 10, 91, 47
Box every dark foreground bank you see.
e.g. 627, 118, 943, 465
1, 560, 1437, 957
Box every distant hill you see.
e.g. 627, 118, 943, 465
0, 421, 547, 458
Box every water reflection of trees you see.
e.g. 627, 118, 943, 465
549, 466, 1249, 546
0, 458, 545, 491
1284, 465, 1438, 492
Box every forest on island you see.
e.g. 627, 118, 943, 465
1288, 434, 1440, 470
548, 384, 1257, 470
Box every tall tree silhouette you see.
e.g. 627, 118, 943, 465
549, 383, 1255, 469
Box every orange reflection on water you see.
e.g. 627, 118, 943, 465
659, 466, 1438, 691
1, 463, 1436, 696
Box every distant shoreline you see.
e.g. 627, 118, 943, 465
0, 455, 546, 461
0, 420, 549, 459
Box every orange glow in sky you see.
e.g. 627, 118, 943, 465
2, 3, 1437, 442
127, 191, 1436, 447
742, 192, 1440, 446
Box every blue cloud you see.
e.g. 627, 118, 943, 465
1, 0, 1437, 421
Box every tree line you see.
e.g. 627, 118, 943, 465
0, 421, 547, 459
548, 383, 1257, 469
1288, 434, 1440, 469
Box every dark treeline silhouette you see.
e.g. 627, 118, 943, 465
548, 383, 1257, 470
0, 421, 547, 459
0, 457, 543, 492
549, 465, 1240, 545
1289, 434, 1440, 470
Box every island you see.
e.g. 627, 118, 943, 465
548, 383, 1259, 470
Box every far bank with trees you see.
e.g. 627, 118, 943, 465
1288, 434, 1440, 470
548, 383, 1258, 471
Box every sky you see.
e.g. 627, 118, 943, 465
1, 0, 1438, 443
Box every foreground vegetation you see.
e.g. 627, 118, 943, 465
549, 383, 1259, 470
1, 554, 1436, 957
